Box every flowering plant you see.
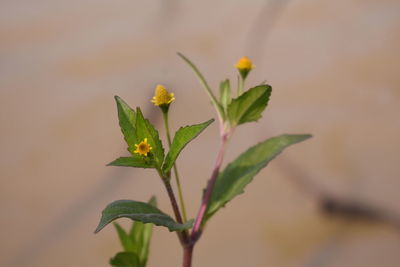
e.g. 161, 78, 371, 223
95, 54, 311, 267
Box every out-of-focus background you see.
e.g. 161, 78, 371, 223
1, 0, 400, 266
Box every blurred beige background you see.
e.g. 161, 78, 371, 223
1, 0, 400, 266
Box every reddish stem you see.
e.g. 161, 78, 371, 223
183, 244, 194, 267
191, 133, 228, 242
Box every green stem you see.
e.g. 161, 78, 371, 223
162, 111, 188, 222
237, 74, 244, 96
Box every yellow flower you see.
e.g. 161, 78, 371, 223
151, 85, 175, 106
134, 138, 152, 156
235, 57, 255, 71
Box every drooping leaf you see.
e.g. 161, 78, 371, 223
114, 223, 135, 252
162, 119, 214, 173
135, 108, 164, 169
108, 157, 154, 169
95, 200, 193, 233
227, 85, 272, 126
115, 96, 138, 150
129, 196, 157, 266
110, 252, 141, 267
206, 134, 311, 220
219, 79, 231, 114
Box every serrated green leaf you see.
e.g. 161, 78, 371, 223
227, 85, 272, 126
135, 108, 164, 169
110, 252, 141, 267
108, 157, 154, 169
114, 223, 135, 252
162, 119, 214, 173
115, 96, 138, 150
95, 200, 193, 233
206, 134, 311, 220
219, 79, 231, 113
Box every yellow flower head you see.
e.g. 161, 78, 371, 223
134, 138, 152, 156
151, 85, 175, 106
235, 57, 255, 71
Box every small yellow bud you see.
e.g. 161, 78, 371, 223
151, 85, 175, 106
133, 138, 152, 156
235, 57, 255, 71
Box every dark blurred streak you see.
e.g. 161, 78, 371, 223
278, 159, 400, 231
245, 0, 291, 61
6, 94, 161, 267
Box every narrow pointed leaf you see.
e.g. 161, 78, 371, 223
108, 157, 154, 169
114, 223, 135, 252
110, 252, 141, 267
115, 96, 138, 149
227, 85, 272, 126
162, 119, 214, 173
135, 108, 164, 169
206, 134, 311, 220
129, 196, 157, 266
219, 79, 231, 113
177, 52, 224, 118
95, 200, 192, 233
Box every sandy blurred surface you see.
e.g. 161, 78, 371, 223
1, 0, 400, 266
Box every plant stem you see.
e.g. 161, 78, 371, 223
183, 244, 194, 267
162, 111, 188, 222
191, 133, 229, 242
237, 74, 244, 96
162, 179, 189, 245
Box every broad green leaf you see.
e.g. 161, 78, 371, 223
135, 108, 164, 169
227, 85, 272, 126
108, 157, 154, 169
129, 196, 157, 266
114, 223, 135, 252
110, 252, 141, 267
206, 134, 311, 220
219, 79, 231, 113
115, 96, 138, 150
162, 119, 214, 173
95, 200, 193, 233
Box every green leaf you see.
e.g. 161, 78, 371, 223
115, 96, 138, 150
162, 119, 214, 173
108, 157, 154, 169
129, 196, 157, 266
206, 134, 312, 220
219, 79, 231, 113
110, 252, 141, 267
95, 200, 193, 233
135, 108, 164, 169
177, 52, 224, 119
114, 223, 135, 252
227, 85, 272, 126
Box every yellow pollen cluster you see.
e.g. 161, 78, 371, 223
235, 57, 255, 71
151, 85, 175, 106
134, 138, 152, 156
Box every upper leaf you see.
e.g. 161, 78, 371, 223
108, 157, 154, 169
219, 79, 231, 114
135, 108, 165, 169
162, 119, 214, 173
95, 200, 193, 233
115, 96, 138, 150
110, 252, 141, 267
227, 85, 272, 126
206, 134, 311, 220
